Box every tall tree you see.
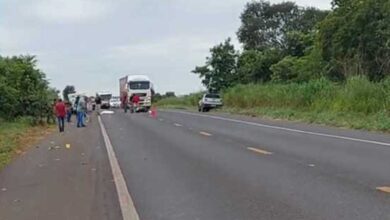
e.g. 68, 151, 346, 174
318, 0, 390, 80
62, 85, 76, 101
192, 38, 238, 91
237, 1, 328, 53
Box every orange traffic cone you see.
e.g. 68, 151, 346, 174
150, 106, 158, 118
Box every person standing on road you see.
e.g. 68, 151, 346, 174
76, 96, 86, 128
55, 99, 66, 132
65, 101, 72, 123
95, 95, 101, 115
130, 94, 140, 113
122, 92, 128, 113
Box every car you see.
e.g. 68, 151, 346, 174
110, 96, 121, 108
198, 93, 223, 112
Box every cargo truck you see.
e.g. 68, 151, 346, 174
119, 75, 154, 112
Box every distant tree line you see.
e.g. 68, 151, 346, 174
0, 55, 58, 123
153, 91, 176, 102
193, 0, 390, 91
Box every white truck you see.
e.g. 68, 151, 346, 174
96, 91, 112, 109
119, 75, 154, 112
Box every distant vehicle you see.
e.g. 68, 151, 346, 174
96, 91, 112, 109
119, 75, 154, 112
198, 93, 223, 112
110, 96, 121, 108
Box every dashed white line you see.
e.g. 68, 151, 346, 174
98, 116, 140, 220
166, 111, 390, 147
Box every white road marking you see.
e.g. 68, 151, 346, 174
166, 111, 390, 147
98, 116, 140, 220
174, 123, 182, 127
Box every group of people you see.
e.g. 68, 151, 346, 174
53, 96, 94, 132
122, 93, 140, 113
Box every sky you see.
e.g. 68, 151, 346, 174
0, 0, 331, 96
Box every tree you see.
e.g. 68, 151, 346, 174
192, 38, 238, 91
0, 55, 57, 122
317, 0, 390, 80
237, 49, 282, 83
165, 92, 176, 97
62, 85, 76, 101
237, 1, 328, 53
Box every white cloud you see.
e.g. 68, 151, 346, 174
24, 0, 112, 24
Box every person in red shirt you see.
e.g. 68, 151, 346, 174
130, 94, 140, 113
55, 99, 66, 132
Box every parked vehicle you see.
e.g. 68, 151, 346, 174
119, 75, 154, 112
110, 96, 121, 108
198, 93, 223, 112
96, 91, 112, 109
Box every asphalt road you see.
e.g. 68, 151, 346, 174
102, 109, 390, 220
1, 109, 389, 220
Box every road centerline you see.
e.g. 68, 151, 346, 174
199, 131, 212, 136
247, 147, 273, 155
376, 186, 390, 194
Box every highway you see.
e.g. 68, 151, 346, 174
1, 110, 389, 220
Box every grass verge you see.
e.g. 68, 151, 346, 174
0, 118, 54, 169
156, 77, 390, 132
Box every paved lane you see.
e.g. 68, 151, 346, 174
101, 110, 390, 220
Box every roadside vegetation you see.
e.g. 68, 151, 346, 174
0, 55, 57, 168
157, 0, 390, 132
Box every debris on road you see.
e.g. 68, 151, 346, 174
54, 146, 61, 150
54, 158, 61, 161
100, 110, 114, 115
1, 188, 7, 192
65, 144, 71, 149
81, 162, 88, 165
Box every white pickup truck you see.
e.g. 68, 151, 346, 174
198, 93, 223, 112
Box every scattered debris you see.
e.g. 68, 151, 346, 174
38, 164, 45, 168
54, 146, 61, 150
54, 158, 61, 161
50, 141, 55, 145
81, 162, 88, 165
91, 168, 97, 172
13, 199, 21, 203
81, 153, 85, 157
100, 110, 114, 115
65, 144, 71, 149
48, 146, 54, 151
308, 164, 316, 167
1, 188, 7, 192
35, 146, 40, 149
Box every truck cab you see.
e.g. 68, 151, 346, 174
120, 75, 154, 112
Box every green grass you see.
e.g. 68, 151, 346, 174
0, 117, 52, 169
156, 76, 390, 132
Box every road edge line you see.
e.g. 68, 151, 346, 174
98, 116, 140, 220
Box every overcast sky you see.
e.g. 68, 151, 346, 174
0, 0, 331, 96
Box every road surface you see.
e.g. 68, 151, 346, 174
1, 109, 389, 220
